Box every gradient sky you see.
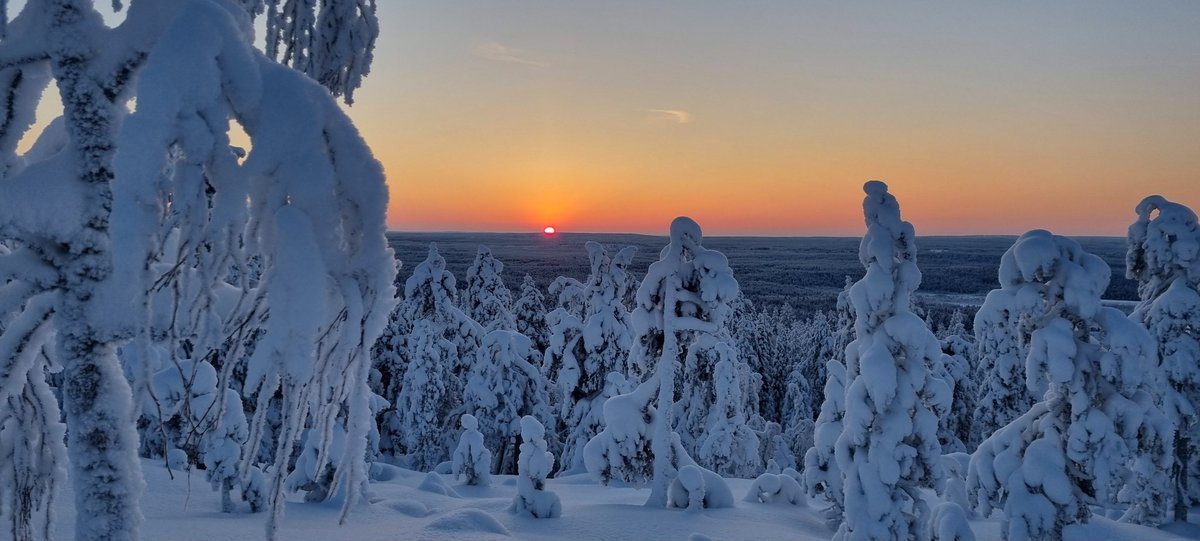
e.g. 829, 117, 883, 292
343, 1, 1200, 236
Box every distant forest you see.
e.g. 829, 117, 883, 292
388, 232, 1137, 326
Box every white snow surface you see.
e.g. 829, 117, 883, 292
21, 457, 1191, 541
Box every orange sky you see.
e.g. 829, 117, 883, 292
28, 3, 1195, 237
339, 2, 1200, 236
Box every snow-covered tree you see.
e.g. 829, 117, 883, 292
972, 273, 1040, 448
543, 273, 587, 386
451, 414, 492, 486
511, 416, 562, 518
936, 310, 976, 453
0, 1, 387, 539
585, 217, 739, 507
725, 293, 770, 426
834, 181, 949, 541
204, 388, 251, 513
543, 299, 583, 393
738, 302, 803, 424
1126, 195, 1200, 523
463, 330, 555, 475
966, 229, 1172, 539
697, 358, 762, 477
803, 359, 847, 529
644, 217, 739, 505
557, 242, 638, 472
678, 333, 760, 472
377, 244, 483, 456
583, 373, 662, 485
514, 274, 551, 354
148, 358, 251, 512
390, 321, 457, 471
548, 276, 587, 319
462, 245, 516, 332
400, 244, 484, 376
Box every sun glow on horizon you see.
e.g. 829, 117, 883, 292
370, 2, 1200, 237
543, 226, 557, 235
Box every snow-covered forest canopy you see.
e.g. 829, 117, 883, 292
0, 2, 1198, 541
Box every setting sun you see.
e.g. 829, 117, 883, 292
543, 226, 557, 235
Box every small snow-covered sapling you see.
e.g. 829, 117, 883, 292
451, 414, 492, 486
511, 416, 561, 518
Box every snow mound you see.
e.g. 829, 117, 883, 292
167, 448, 189, 471
419, 472, 462, 498
930, 502, 975, 541
669, 465, 734, 510
744, 473, 804, 506
424, 508, 510, 536
369, 463, 404, 482
388, 499, 430, 517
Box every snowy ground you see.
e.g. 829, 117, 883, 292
19, 458, 1198, 541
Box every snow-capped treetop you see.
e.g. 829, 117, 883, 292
852, 180, 920, 336
513, 274, 550, 352
549, 276, 587, 319
463, 245, 516, 332
999, 230, 1115, 396
1127, 195, 1200, 302
584, 241, 636, 316
999, 229, 1109, 320
405, 244, 458, 304
632, 217, 739, 338
400, 243, 483, 363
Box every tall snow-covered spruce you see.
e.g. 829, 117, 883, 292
513, 274, 551, 354
377, 244, 482, 458
1125, 195, 1200, 523
966, 230, 1170, 540
834, 181, 949, 541
0, 1, 387, 539
556, 242, 638, 473
583, 217, 739, 507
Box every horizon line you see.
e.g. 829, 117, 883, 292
385, 229, 1127, 239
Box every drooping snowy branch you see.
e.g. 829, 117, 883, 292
257, 0, 378, 103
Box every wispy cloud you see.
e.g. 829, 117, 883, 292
642, 109, 693, 124
472, 41, 550, 68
